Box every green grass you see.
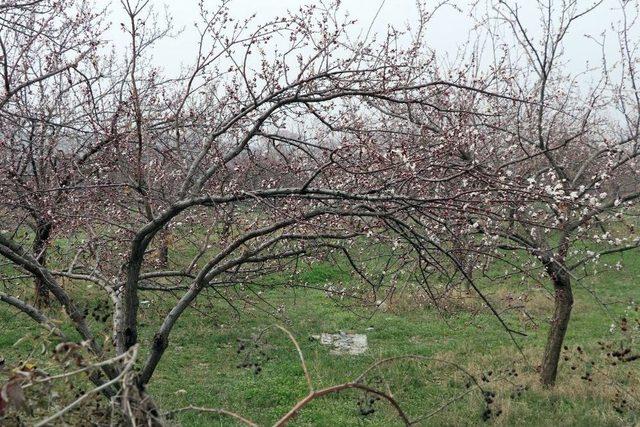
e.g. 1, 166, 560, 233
1, 252, 640, 426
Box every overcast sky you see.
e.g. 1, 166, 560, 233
105, 0, 632, 79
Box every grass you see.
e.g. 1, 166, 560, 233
1, 250, 639, 426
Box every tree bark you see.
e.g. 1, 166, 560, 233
33, 221, 52, 308
120, 387, 164, 426
540, 266, 573, 386
157, 230, 169, 267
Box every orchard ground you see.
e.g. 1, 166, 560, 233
1, 250, 639, 426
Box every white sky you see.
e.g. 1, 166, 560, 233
105, 0, 631, 79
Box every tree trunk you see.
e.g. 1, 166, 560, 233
540, 267, 573, 386
119, 387, 164, 426
157, 231, 169, 267
33, 221, 52, 308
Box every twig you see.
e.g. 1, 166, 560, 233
272, 382, 411, 427
164, 405, 258, 426
31, 351, 132, 385
274, 324, 313, 393
33, 346, 139, 427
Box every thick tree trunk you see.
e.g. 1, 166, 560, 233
540, 267, 573, 387
33, 221, 52, 308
